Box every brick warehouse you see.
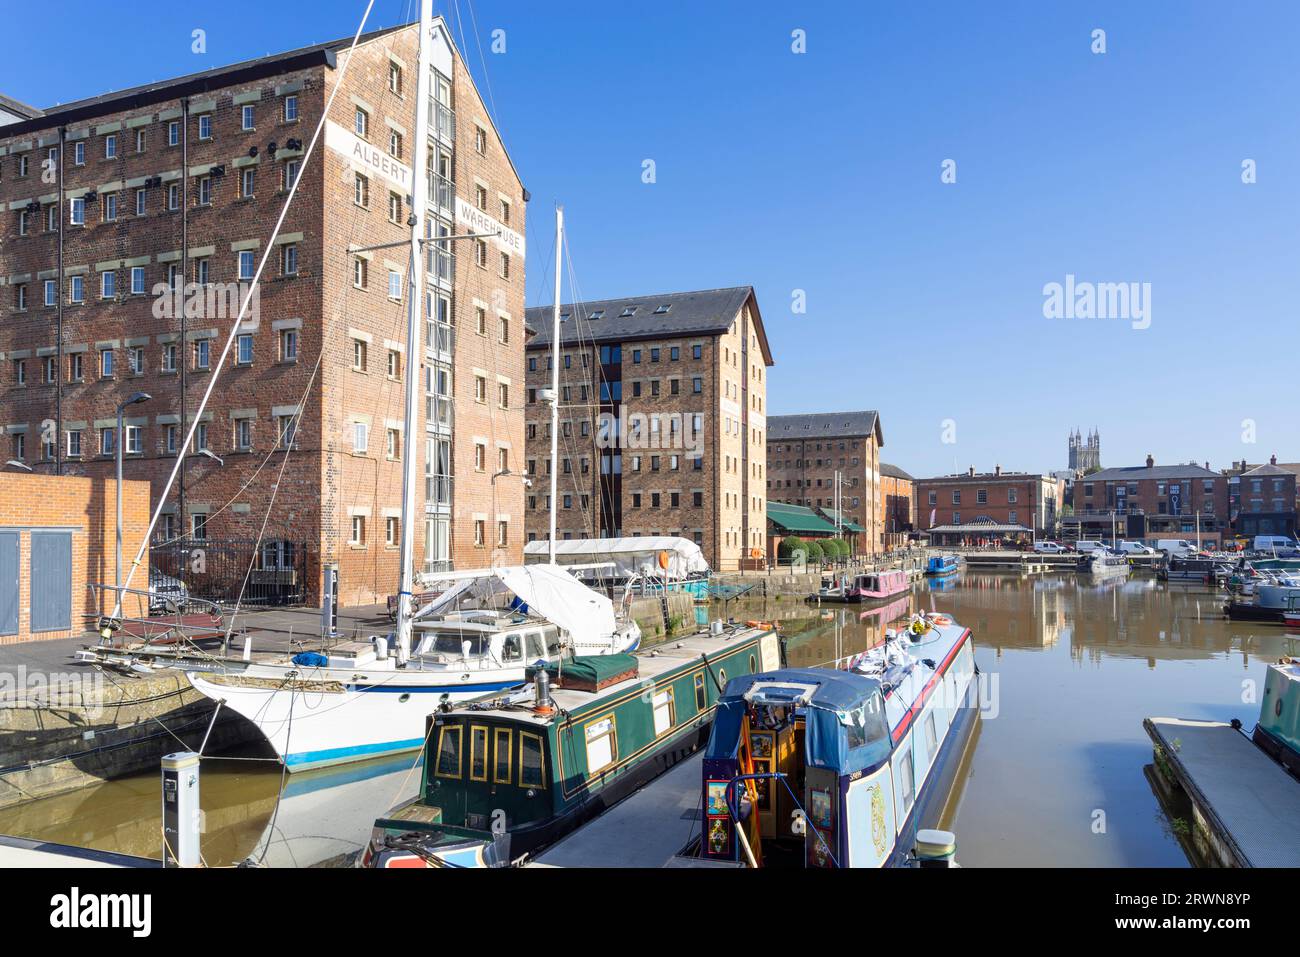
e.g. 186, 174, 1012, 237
522, 287, 772, 572
0, 20, 526, 607
766, 411, 886, 556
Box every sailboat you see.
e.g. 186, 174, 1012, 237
105, 1, 639, 771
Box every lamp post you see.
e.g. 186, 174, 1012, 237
116, 392, 151, 601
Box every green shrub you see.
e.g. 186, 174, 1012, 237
805, 541, 825, 564
778, 536, 806, 560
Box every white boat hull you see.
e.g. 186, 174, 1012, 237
189, 666, 526, 772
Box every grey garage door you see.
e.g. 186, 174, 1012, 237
30, 531, 72, 633
0, 532, 16, 637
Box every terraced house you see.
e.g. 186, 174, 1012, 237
522, 287, 772, 571
0, 20, 526, 606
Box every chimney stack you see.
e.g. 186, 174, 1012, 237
995, 464, 1002, 476
1271, 454, 1278, 466
1145, 454, 1154, 469
968, 466, 975, 477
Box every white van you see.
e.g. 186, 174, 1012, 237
1076, 541, 1112, 555
1117, 540, 1157, 557
1156, 539, 1200, 559
1033, 541, 1066, 554
1253, 535, 1300, 557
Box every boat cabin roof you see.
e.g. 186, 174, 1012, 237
717, 667, 881, 713
443, 627, 767, 727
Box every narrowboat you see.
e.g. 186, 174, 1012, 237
361, 624, 781, 867
1253, 657, 1300, 778
1159, 557, 1226, 585
680, 611, 979, 867
808, 569, 910, 604
925, 555, 960, 577
1225, 582, 1300, 624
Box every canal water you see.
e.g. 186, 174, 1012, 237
0, 569, 1293, 867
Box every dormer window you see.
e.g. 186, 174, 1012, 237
619, 306, 637, 317
653, 303, 671, 314
588, 309, 605, 320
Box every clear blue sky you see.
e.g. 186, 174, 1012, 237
6, 1, 1297, 477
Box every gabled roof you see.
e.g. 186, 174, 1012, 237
524, 286, 772, 364
1089, 464, 1220, 482
0, 93, 42, 121
880, 463, 913, 481
767, 411, 883, 446
1240, 463, 1295, 478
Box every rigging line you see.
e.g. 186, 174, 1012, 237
461, 0, 500, 137
112, 0, 380, 620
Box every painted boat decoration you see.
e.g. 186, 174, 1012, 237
360, 624, 781, 867
188, 564, 640, 771
808, 569, 910, 605
680, 611, 978, 867
924, 555, 960, 577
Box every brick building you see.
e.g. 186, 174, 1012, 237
1224, 456, 1298, 539
0, 20, 526, 607
522, 287, 772, 572
766, 411, 884, 556
0, 472, 150, 644
1065, 456, 1229, 544
880, 462, 914, 539
915, 466, 1062, 543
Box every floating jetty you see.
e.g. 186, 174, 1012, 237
961, 553, 1053, 574
1144, 716, 1300, 867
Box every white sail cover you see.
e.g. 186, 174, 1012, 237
522, 536, 710, 580
412, 564, 617, 649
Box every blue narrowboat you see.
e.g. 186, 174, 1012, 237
924, 555, 960, 577
683, 612, 979, 867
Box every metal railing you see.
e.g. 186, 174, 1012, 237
430, 101, 456, 144
149, 538, 310, 606
428, 171, 455, 217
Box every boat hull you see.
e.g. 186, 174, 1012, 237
188, 669, 524, 771
1223, 601, 1286, 623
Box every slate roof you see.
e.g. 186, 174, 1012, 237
1240, 463, 1295, 478
1088, 464, 1221, 482
0, 93, 41, 121
524, 286, 771, 364
880, 463, 914, 481
767, 411, 883, 446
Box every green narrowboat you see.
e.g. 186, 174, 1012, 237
362, 624, 782, 867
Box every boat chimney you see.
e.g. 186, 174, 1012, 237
1146, 454, 1154, 468
534, 666, 554, 713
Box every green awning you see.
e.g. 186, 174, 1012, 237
818, 507, 865, 533
767, 502, 839, 535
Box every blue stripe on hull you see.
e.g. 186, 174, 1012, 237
353, 680, 517, 694
284, 736, 426, 771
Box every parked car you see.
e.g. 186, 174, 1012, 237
1033, 541, 1066, 554
1116, 541, 1157, 557
1075, 540, 1112, 556
148, 566, 189, 614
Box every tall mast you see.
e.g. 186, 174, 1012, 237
548, 207, 564, 563
396, 0, 435, 662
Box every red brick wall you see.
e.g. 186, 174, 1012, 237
0, 472, 150, 644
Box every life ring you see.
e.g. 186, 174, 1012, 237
929, 614, 953, 626
657, 551, 670, 570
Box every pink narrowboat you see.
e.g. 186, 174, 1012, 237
809, 569, 911, 604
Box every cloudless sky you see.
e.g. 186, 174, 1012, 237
5, 1, 1298, 477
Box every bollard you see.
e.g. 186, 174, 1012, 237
161, 751, 201, 867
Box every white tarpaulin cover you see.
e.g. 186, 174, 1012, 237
412, 564, 617, 649
522, 536, 710, 580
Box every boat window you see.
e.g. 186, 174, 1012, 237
544, 628, 564, 658
519, 732, 546, 788
652, 688, 675, 737
501, 634, 523, 663
469, 726, 489, 782
899, 747, 915, 815
694, 673, 707, 711
749, 654, 757, 674
525, 631, 546, 661
924, 712, 938, 754
493, 728, 512, 784
434, 725, 462, 779
429, 633, 490, 657
585, 715, 618, 774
